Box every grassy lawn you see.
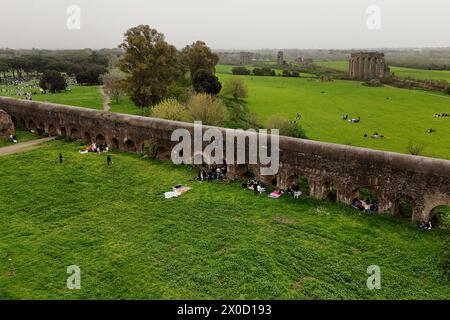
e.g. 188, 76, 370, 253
0, 129, 39, 148
217, 71, 450, 160
316, 60, 450, 82
0, 140, 448, 299
0, 84, 104, 110
109, 95, 142, 116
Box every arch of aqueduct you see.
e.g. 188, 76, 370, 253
1, 96, 450, 223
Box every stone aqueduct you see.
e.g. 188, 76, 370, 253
1, 96, 450, 223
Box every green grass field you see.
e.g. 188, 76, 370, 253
217, 70, 450, 159
109, 95, 141, 115
0, 84, 104, 110
0, 140, 448, 299
316, 60, 450, 82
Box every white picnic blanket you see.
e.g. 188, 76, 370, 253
164, 191, 181, 199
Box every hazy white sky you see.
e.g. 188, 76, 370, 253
1, 0, 449, 50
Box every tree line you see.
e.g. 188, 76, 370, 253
0, 51, 109, 87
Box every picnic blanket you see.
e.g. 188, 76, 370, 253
269, 191, 282, 199
164, 191, 181, 199
164, 185, 192, 199
173, 185, 192, 193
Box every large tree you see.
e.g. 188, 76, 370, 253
181, 41, 219, 80
39, 70, 67, 93
192, 69, 222, 95
118, 25, 180, 115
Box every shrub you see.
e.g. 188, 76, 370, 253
407, 141, 426, 156
185, 93, 228, 126
445, 86, 450, 95
151, 98, 185, 121
253, 67, 275, 76
222, 77, 248, 101
364, 79, 383, 87
232, 67, 251, 75
39, 70, 67, 93
142, 139, 157, 158
267, 115, 307, 138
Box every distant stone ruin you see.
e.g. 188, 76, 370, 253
277, 51, 284, 66
0, 109, 14, 138
239, 52, 252, 66
349, 52, 390, 80
295, 56, 313, 66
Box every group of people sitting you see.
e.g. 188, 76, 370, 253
352, 198, 379, 213
433, 113, 449, 117
80, 142, 109, 154
242, 179, 266, 194
343, 114, 361, 123
197, 165, 228, 182
30, 128, 44, 136
364, 132, 385, 139
241, 181, 303, 199
420, 220, 433, 231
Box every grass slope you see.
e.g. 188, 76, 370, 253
0, 140, 448, 299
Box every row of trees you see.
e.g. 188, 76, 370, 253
231, 66, 277, 77
0, 51, 108, 85
231, 66, 300, 78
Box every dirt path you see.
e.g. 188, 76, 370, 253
99, 86, 111, 112
0, 137, 56, 157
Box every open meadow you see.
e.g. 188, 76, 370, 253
0, 139, 449, 299
216, 67, 450, 160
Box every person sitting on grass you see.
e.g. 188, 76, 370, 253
256, 184, 266, 194
291, 183, 302, 199
207, 170, 213, 183
420, 220, 432, 231
9, 135, 17, 144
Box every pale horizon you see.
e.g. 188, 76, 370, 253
1, 0, 450, 50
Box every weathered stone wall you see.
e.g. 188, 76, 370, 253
0, 109, 15, 138
1, 96, 450, 223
